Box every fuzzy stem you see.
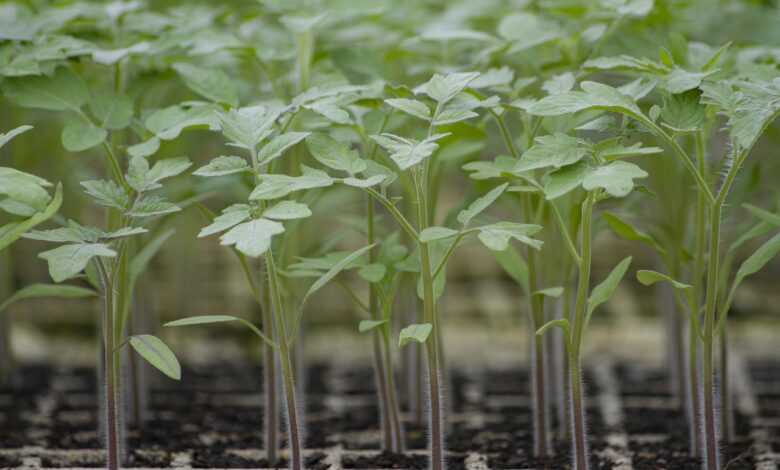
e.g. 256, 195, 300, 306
687, 313, 702, 456
97, 260, 121, 470
569, 193, 595, 470
719, 328, 733, 443
266, 253, 302, 470
262, 285, 279, 464
382, 324, 405, 451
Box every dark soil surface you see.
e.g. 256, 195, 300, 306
0, 360, 774, 468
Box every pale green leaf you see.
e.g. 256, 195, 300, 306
734, 232, 780, 286
636, 270, 691, 289
0, 283, 97, 313
3, 67, 88, 111
262, 200, 312, 220
587, 256, 632, 315
219, 218, 285, 258
129, 335, 181, 380
306, 133, 366, 174
39, 243, 117, 283
258, 132, 310, 165
457, 183, 509, 226
420, 227, 459, 243
61, 121, 107, 152
477, 222, 543, 251
582, 161, 647, 197
385, 98, 431, 121
173, 62, 238, 107
516, 133, 590, 172
399, 323, 433, 347
358, 319, 387, 333
0, 125, 33, 150
249, 166, 334, 200
194, 155, 249, 177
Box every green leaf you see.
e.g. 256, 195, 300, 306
199, 205, 252, 237
39, 243, 117, 283
535, 318, 570, 338
415, 72, 480, 105
477, 222, 543, 251
385, 98, 431, 121
127, 156, 192, 192
61, 121, 107, 152
492, 244, 529, 294
663, 68, 715, 94
358, 319, 387, 333
127, 196, 180, 218
194, 155, 249, 177
258, 132, 310, 165
165, 315, 244, 327
0, 168, 53, 210
420, 226, 459, 243
343, 175, 387, 188
262, 201, 312, 220
498, 12, 561, 52
527, 81, 641, 117
3, 67, 88, 111
371, 133, 450, 171
0, 184, 63, 252
217, 106, 277, 150
90, 92, 133, 130
583, 55, 668, 74
250, 166, 334, 200
743, 204, 780, 227
219, 218, 285, 258
0, 125, 33, 150
734, 232, 780, 286
542, 161, 589, 200
582, 161, 647, 197
306, 133, 366, 175
457, 183, 509, 226
636, 270, 691, 289
398, 323, 433, 347
358, 263, 386, 283
81, 180, 128, 210
172, 62, 238, 107
533, 287, 564, 298
660, 91, 705, 133
301, 244, 375, 308
129, 335, 181, 380
587, 256, 632, 315
0, 283, 97, 313
516, 133, 590, 172
602, 212, 664, 253
128, 138, 160, 158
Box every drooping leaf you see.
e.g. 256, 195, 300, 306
219, 218, 285, 258
385, 98, 431, 121
734, 232, 780, 287
129, 335, 181, 380
636, 270, 691, 289
477, 222, 543, 251
0, 283, 97, 313
516, 133, 590, 172
301, 244, 375, 308
358, 319, 387, 333
0, 125, 33, 150
398, 323, 433, 347
258, 132, 310, 165
587, 256, 632, 315
39, 243, 117, 283
743, 204, 780, 227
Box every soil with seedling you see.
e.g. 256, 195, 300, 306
0, 358, 772, 469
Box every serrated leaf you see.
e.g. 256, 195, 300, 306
415, 72, 480, 105
250, 166, 334, 200
218, 106, 277, 150
527, 81, 641, 117
146, 103, 220, 141
219, 218, 285, 258
61, 121, 107, 152
258, 132, 310, 165
385, 98, 431, 121
358, 319, 387, 333
516, 133, 589, 172
129, 335, 181, 380
262, 200, 311, 220
587, 256, 632, 315
306, 133, 366, 174
127, 156, 192, 192
173, 62, 238, 107
194, 155, 249, 177
663, 68, 715, 94
582, 161, 647, 197
542, 162, 589, 200
81, 180, 128, 210
128, 196, 180, 218
199, 205, 252, 237
343, 175, 386, 188
370, 133, 449, 171
39, 243, 117, 283
457, 183, 509, 226
399, 323, 433, 347
0, 168, 53, 210
0, 283, 97, 313
477, 222, 543, 251
636, 270, 691, 289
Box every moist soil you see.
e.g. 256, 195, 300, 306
0, 360, 773, 468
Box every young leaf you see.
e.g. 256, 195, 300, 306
385, 98, 431, 121
250, 166, 334, 200
636, 270, 692, 289
3, 67, 88, 111
81, 180, 128, 210
262, 201, 312, 220
90, 92, 133, 130
301, 244, 375, 308
516, 133, 590, 172
533, 287, 564, 298
370, 133, 450, 170
527, 81, 641, 117
420, 227, 459, 243
602, 212, 664, 253
457, 183, 509, 226
477, 222, 543, 251
127, 156, 192, 192
582, 161, 648, 197
172, 62, 238, 107
194, 156, 249, 177
343, 175, 387, 188
219, 218, 285, 258
258, 132, 310, 165
0, 184, 63, 252
415, 72, 480, 105
39, 243, 117, 283
127, 196, 180, 218
0, 283, 97, 313
358, 264, 386, 283
306, 133, 366, 175
587, 256, 632, 315
128, 138, 160, 158
734, 232, 780, 287
358, 319, 387, 333
0, 125, 33, 149
198, 205, 252, 238
218, 106, 277, 150
165, 315, 276, 348
129, 335, 181, 380
542, 161, 589, 200
398, 323, 433, 347
61, 121, 107, 152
